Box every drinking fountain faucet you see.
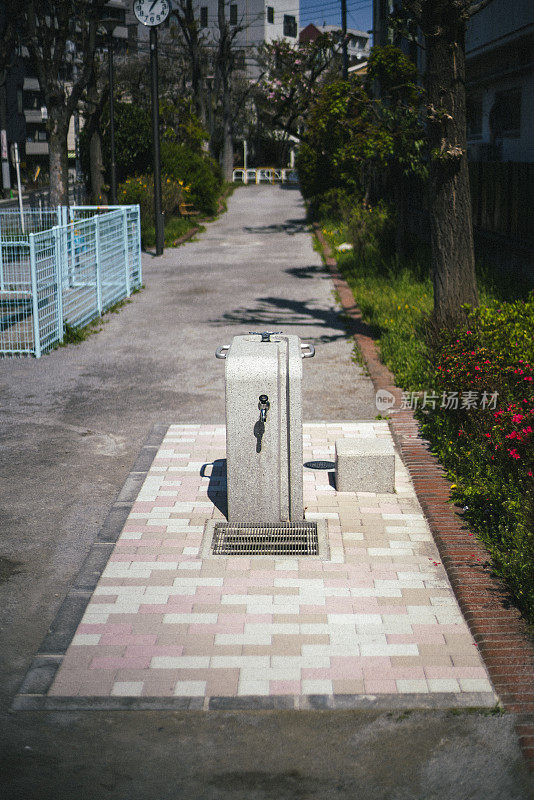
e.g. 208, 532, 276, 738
258, 394, 270, 423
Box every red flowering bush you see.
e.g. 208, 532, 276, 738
421, 294, 534, 619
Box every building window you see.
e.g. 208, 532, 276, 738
235, 50, 245, 70
230, 4, 238, 24
267, 6, 274, 23
200, 6, 208, 27
467, 94, 483, 138
283, 14, 296, 37
493, 88, 521, 137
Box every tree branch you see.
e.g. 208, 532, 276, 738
468, 0, 495, 17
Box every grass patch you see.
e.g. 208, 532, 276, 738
141, 216, 200, 249
55, 288, 143, 349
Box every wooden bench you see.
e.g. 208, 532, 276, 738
179, 202, 197, 217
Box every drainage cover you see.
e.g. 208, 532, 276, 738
210, 521, 318, 556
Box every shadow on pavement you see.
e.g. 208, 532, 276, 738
243, 218, 308, 236
285, 265, 331, 280
201, 459, 228, 518
212, 295, 354, 346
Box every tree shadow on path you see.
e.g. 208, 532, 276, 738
242, 218, 308, 236
211, 294, 354, 345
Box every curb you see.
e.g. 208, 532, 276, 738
314, 223, 534, 771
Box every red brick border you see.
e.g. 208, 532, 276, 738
314, 224, 534, 771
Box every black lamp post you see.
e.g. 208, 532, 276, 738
150, 25, 164, 255
132, 0, 170, 256
100, 19, 118, 205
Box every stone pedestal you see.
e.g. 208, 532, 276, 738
335, 438, 395, 493
224, 333, 304, 522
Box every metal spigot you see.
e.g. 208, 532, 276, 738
258, 394, 270, 423
249, 331, 282, 342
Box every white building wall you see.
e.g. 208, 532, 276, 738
466, 0, 534, 163
466, 0, 533, 53
194, 0, 298, 61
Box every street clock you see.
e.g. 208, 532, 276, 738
133, 0, 171, 26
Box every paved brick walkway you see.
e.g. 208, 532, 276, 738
45, 422, 496, 708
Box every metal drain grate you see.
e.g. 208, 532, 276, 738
211, 521, 318, 556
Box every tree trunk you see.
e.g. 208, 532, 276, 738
426, 18, 479, 329
89, 129, 106, 203
86, 75, 107, 203
221, 81, 234, 181
48, 117, 69, 208
394, 180, 407, 261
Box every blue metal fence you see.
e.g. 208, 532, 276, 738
0, 205, 141, 357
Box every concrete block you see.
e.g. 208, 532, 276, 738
335, 438, 395, 493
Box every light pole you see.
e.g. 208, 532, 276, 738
150, 25, 164, 255
108, 30, 117, 205
99, 19, 118, 205
133, 0, 171, 256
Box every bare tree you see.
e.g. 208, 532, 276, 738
400, 0, 494, 328
23, 0, 107, 206
171, 0, 208, 127
0, 1, 23, 194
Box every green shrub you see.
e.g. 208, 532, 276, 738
421, 295, 534, 619
118, 174, 188, 247
345, 202, 396, 269
160, 142, 223, 216
102, 103, 152, 183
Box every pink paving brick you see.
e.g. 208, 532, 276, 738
46, 423, 497, 706
99, 634, 158, 646
90, 656, 152, 670
78, 623, 132, 635
270, 681, 301, 694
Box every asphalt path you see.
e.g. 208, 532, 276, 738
0, 185, 531, 799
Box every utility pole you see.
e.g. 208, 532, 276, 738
341, 0, 348, 80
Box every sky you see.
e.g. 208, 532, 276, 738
299, 0, 373, 35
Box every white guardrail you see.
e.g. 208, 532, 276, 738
232, 168, 299, 185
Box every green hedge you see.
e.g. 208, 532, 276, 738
160, 142, 223, 217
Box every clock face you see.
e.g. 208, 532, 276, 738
133, 0, 171, 26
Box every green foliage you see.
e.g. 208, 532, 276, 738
365, 45, 419, 104
160, 142, 223, 216
256, 34, 337, 139
345, 202, 396, 268
102, 103, 152, 183
118, 174, 188, 247
159, 99, 208, 153
297, 47, 426, 213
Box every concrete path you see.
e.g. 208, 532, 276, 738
0, 186, 531, 799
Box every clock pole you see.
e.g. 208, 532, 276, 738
150, 24, 164, 256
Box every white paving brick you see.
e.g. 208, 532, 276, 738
428, 679, 461, 692
151, 656, 210, 669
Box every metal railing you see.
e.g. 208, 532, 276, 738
232, 168, 299, 185
0, 205, 141, 358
